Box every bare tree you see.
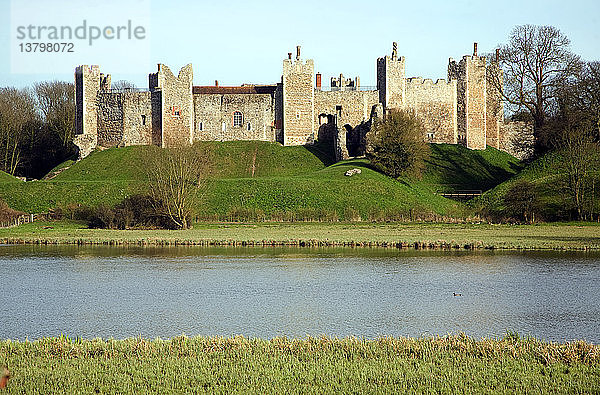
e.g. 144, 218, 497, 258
0, 87, 38, 174
146, 144, 211, 229
489, 25, 581, 154
34, 81, 75, 147
557, 126, 599, 220
111, 80, 137, 91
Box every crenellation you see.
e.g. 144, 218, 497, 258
73, 41, 522, 159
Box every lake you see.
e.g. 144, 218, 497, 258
1, 245, 599, 343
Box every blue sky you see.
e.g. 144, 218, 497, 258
1, 0, 599, 88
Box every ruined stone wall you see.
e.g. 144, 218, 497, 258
192, 93, 275, 141
282, 55, 314, 145
274, 83, 283, 143
74, 65, 103, 157
150, 64, 193, 147
500, 121, 534, 159
314, 90, 379, 135
376, 43, 405, 110
122, 91, 153, 145
405, 78, 457, 144
97, 92, 123, 147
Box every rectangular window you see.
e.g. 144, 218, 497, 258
247, 122, 251, 131
171, 106, 181, 116
141, 115, 146, 125
198, 121, 203, 131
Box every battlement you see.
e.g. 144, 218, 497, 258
406, 77, 454, 86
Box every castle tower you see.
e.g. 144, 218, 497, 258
448, 43, 487, 150
485, 49, 504, 149
377, 42, 406, 111
74, 65, 110, 157
282, 45, 315, 145
148, 64, 194, 147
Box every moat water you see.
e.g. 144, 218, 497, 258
1, 245, 599, 343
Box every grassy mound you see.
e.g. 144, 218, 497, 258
0, 141, 522, 220
421, 144, 522, 192
0, 170, 20, 183
474, 150, 600, 220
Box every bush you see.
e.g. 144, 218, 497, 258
366, 109, 430, 179
503, 180, 540, 222
87, 194, 176, 229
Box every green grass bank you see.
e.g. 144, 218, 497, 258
0, 335, 598, 393
2, 221, 600, 250
0, 142, 521, 220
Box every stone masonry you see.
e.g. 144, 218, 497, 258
74, 41, 527, 159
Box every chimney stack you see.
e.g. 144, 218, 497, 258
315, 73, 322, 90
495, 48, 500, 62
296, 45, 301, 61
473, 42, 478, 57
288, 52, 292, 60
215, 80, 218, 87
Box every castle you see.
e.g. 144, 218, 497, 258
74, 42, 531, 159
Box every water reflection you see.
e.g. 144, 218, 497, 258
0, 245, 599, 343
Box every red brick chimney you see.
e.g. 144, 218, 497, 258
473, 42, 478, 57
288, 52, 292, 60
315, 73, 321, 90
215, 80, 218, 87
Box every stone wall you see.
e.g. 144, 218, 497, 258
74, 65, 103, 158
192, 93, 275, 142
149, 63, 193, 147
97, 92, 123, 146
405, 78, 457, 144
376, 42, 405, 110
314, 89, 379, 136
122, 91, 153, 146
500, 121, 534, 159
282, 49, 314, 146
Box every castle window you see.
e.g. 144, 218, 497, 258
296, 111, 300, 119
427, 132, 434, 139
198, 121, 203, 131
141, 115, 146, 125
172, 106, 181, 117
247, 122, 251, 131
233, 111, 243, 127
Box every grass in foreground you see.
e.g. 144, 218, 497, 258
0, 335, 597, 393
1, 220, 600, 250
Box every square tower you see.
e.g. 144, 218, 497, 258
282, 46, 315, 146
448, 43, 487, 150
377, 42, 406, 111
148, 63, 194, 148
74, 65, 110, 157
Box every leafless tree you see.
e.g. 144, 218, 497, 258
146, 144, 211, 229
0, 87, 38, 174
34, 81, 75, 147
489, 25, 581, 154
111, 80, 137, 91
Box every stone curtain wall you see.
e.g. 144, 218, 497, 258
405, 78, 457, 144
122, 92, 153, 145
192, 93, 275, 142
97, 92, 123, 146
282, 57, 314, 145
314, 90, 379, 133
151, 64, 193, 148
74, 65, 103, 157
500, 121, 534, 159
